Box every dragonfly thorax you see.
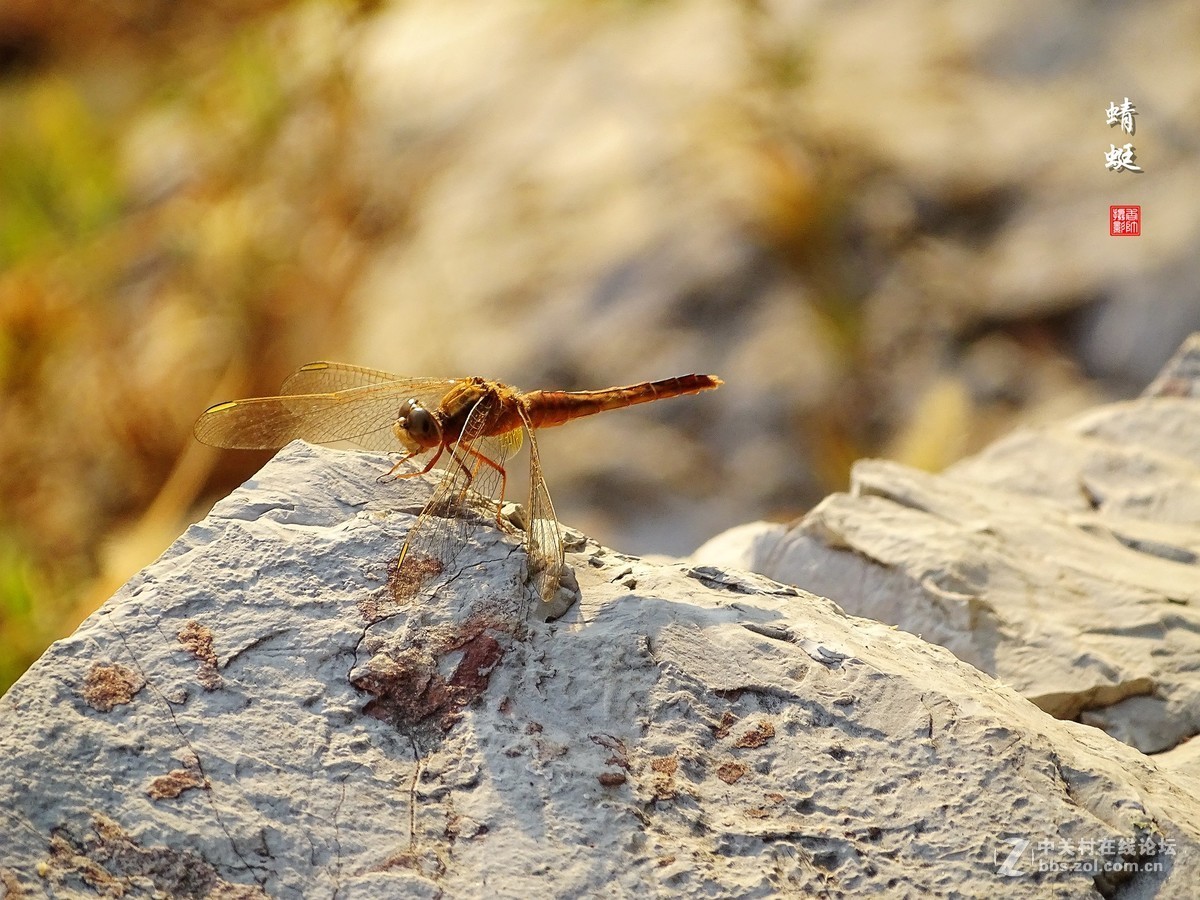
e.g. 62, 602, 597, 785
394, 399, 442, 453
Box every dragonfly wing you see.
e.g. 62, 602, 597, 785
280, 361, 453, 396
516, 405, 563, 602
196, 387, 397, 451
195, 378, 460, 452
393, 396, 520, 599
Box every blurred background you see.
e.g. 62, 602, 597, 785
1, 0, 1197, 692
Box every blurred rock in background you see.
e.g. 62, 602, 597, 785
0, 0, 1196, 690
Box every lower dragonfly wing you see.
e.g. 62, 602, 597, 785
194, 378, 454, 452
516, 404, 564, 602
393, 396, 521, 599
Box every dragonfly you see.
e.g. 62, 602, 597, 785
194, 362, 723, 602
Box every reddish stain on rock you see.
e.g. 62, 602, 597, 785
354, 617, 507, 731
734, 720, 775, 749
713, 710, 737, 739
146, 768, 209, 801
650, 754, 679, 801
82, 664, 145, 712
44, 814, 267, 898
177, 621, 222, 691
716, 761, 748, 784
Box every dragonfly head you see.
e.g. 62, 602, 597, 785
394, 399, 442, 453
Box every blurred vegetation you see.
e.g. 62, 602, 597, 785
0, 0, 379, 692
0, 0, 1161, 693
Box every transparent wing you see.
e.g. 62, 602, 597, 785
280, 361, 408, 395
517, 404, 564, 602
193, 377, 459, 452
392, 397, 523, 600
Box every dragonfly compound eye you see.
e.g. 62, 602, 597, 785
398, 400, 439, 446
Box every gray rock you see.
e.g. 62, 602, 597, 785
3, 440, 1198, 897
695, 335, 1200, 757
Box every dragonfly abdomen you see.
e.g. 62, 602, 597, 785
524, 374, 722, 429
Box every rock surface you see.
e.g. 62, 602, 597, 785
695, 336, 1200, 762
2, 435, 1199, 897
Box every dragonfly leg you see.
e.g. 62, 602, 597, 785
446, 444, 510, 527
385, 444, 444, 480
463, 446, 508, 526
448, 445, 475, 484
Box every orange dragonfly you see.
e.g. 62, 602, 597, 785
194, 362, 723, 602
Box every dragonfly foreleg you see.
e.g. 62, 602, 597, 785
384, 444, 444, 481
